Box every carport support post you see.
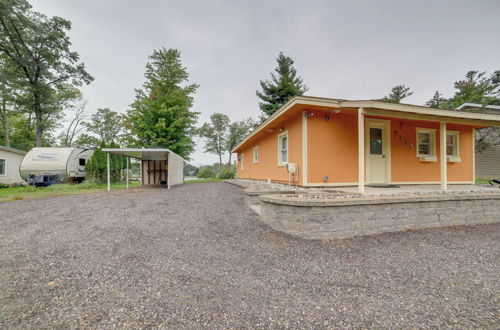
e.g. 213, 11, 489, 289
106, 153, 110, 192
358, 107, 365, 194
126, 157, 129, 190
440, 121, 447, 191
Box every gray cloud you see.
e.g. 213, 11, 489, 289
31, 0, 500, 165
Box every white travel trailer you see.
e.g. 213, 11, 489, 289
20, 147, 94, 186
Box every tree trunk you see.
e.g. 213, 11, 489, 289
1, 99, 9, 147
219, 153, 222, 170
227, 152, 232, 166
34, 92, 42, 147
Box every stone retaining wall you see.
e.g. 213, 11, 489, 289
260, 194, 500, 239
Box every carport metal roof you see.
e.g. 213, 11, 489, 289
102, 148, 185, 161
101, 148, 185, 191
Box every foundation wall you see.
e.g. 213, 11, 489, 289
260, 194, 500, 239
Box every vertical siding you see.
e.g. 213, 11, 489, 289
389, 118, 473, 182
476, 144, 500, 179
307, 110, 358, 184
447, 125, 473, 182
236, 112, 303, 185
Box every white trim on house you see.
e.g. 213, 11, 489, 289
253, 146, 259, 163
446, 130, 461, 162
365, 118, 391, 184
472, 128, 476, 183
277, 131, 288, 166
0, 158, 6, 176
440, 122, 447, 190
416, 127, 437, 161
302, 111, 308, 185
358, 108, 365, 193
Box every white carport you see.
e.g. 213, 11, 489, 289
102, 148, 184, 191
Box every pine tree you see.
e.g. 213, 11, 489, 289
256, 52, 308, 118
425, 90, 445, 108
381, 85, 413, 103
127, 48, 199, 159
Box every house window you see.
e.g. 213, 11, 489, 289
416, 128, 436, 158
446, 131, 459, 157
0, 159, 5, 175
253, 146, 259, 163
79, 158, 86, 166
240, 153, 244, 170
278, 131, 288, 165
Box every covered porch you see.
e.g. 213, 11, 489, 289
355, 104, 500, 193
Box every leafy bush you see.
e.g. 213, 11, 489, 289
218, 167, 235, 179
85, 142, 126, 183
197, 166, 216, 178
0, 183, 9, 189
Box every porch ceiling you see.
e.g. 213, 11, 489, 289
102, 148, 183, 161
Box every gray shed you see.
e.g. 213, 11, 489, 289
102, 148, 184, 191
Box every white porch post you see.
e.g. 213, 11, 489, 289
126, 157, 129, 190
106, 152, 111, 192
440, 121, 447, 191
358, 107, 365, 194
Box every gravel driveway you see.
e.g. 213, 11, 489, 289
0, 182, 498, 328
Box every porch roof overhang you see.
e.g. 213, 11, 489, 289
102, 148, 185, 161
233, 96, 500, 152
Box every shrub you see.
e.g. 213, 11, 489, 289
197, 166, 216, 178
218, 167, 235, 179
0, 183, 9, 189
85, 142, 125, 183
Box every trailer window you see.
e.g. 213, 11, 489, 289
79, 158, 86, 166
0, 159, 5, 175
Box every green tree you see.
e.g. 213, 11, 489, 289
381, 85, 413, 103
197, 166, 215, 178
127, 48, 199, 158
256, 52, 308, 118
225, 117, 256, 164
0, 0, 93, 146
425, 90, 445, 108
84, 107, 124, 145
198, 113, 230, 168
85, 142, 123, 183
446, 70, 500, 109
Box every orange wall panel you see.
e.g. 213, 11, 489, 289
307, 110, 359, 184
237, 112, 303, 185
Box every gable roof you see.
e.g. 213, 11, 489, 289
233, 96, 500, 153
0, 145, 27, 155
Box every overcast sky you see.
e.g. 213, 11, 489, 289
31, 0, 500, 166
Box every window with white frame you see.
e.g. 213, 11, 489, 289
446, 131, 459, 157
278, 131, 288, 165
416, 128, 436, 158
253, 146, 259, 163
240, 153, 244, 170
0, 159, 5, 175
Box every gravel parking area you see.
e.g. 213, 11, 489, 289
1, 182, 499, 328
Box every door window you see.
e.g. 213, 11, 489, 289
370, 128, 383, 155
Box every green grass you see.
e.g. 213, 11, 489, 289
183, 178, 222, 184
0, 181, 140, 202
475, 178, 492, 184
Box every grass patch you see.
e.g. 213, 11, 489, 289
475, 178, 493, 184
0, 181, 140, 202
183, 178, 222, 184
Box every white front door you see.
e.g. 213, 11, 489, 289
365, 119, 391, 184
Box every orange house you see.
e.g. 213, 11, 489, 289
233, 96, 500, 192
